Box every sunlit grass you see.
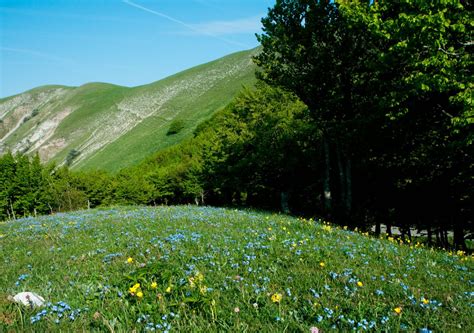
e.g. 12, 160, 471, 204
0, 206, 472, 332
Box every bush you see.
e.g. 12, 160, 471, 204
167, 120, 185, 136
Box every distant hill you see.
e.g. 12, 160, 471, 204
0, 48, 258, 171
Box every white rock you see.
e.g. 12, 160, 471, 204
12, 292, 45, 307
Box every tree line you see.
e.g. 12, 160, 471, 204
1, 0, 472, 249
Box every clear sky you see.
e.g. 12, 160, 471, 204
0, 0, 275, 98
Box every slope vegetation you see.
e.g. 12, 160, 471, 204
0, 49, 257, 171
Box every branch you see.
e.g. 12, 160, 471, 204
437, 104, 454, 118
438, 47, 460, 56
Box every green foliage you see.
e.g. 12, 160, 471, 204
198, 83, 316, 210
65, 149, 80, 166
254, 0, 473, 246
166, 119, 185, 136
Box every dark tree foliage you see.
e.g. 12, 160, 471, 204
254, 0, 473, 248
65, 149, 81, 166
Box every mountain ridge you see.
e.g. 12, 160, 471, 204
0, 48, 258, 171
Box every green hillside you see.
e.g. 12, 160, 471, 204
0, 49, 258, 171
0, 206, 472, 332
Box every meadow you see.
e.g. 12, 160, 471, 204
0, 206, 472, 332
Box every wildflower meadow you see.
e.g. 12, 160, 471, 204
0, 206, 472, 331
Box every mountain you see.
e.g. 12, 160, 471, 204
0, 48, 258, 171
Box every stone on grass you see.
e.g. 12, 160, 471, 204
10, 292, 45, 307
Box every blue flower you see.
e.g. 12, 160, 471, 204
375, 289, 384, 296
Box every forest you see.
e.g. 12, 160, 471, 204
1, 0, 472, 249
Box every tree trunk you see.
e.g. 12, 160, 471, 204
280, 191, 290, 214
323, 137, 332, 214
453, 221, 466, 250
386, 222, 392, 236
336, 143, 346, 212
9, 200, 16, 220
345, 158, 352, 213
427, 227, 432, 246
443, 228, 449, 249
375, 220, 381, 236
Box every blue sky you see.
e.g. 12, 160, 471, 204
0, 0, 274, 97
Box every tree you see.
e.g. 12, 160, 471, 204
199, 84, 313, 212
0, 152, 16, 219
354, 0, 473, 247
255, 0, 377, 221
255, 0, 472, 246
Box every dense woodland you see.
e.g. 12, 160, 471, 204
1, 0, 472, 249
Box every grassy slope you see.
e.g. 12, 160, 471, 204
0, 206, 472, 332
80, 50, 257, 171
0, 49, 257, 171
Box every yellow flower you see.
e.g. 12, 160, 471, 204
151, 282, 157, 289
319, 262, 325, 268
422, 298, 429, 304
129, 282, 141, 294
188, 277, 196, 288
271, 293, 283, 303
195, 272, 204, 282
394, 307, 402, 314
166, 286, 172, 293
127, 257, 133, 264
357, 281, 363, 287
136, 291, 143, 298
200, 285, 208, 294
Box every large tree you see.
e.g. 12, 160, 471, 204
255, 0, 377, 220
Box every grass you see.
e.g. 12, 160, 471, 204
0, 49, 257, 172
0, 206, 472, 332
